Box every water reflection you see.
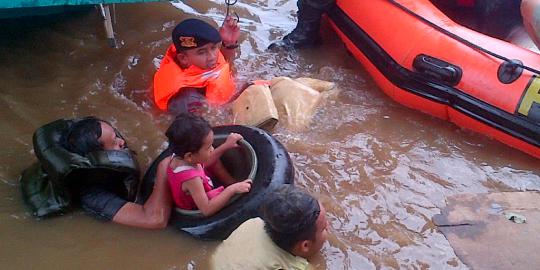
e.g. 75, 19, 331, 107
1, 0, 539, 269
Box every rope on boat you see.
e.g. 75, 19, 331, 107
388, 0, 540, 76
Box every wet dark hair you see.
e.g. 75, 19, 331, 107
64, 117, 104, 156
260, 185, 321, 253
165, 113, 212, 157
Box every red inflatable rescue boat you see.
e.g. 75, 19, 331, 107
327, 0, 540, 158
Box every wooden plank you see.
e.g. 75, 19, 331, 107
433, 192, 540, 270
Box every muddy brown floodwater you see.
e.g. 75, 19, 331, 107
1, 1, 539, 269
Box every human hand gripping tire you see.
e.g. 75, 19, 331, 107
222, 132, 243, 149
227, 179, 252, 194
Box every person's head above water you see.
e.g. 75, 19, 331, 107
260, 184, 328, 259
172, 18, 222, 70
64, 117, 126, 156
165, 113, 214, 163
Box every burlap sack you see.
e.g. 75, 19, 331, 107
232, 77, 336, 131
232, 84, 279, 130
270, 77, 324, 131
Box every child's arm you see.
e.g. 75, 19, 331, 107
184, 177, 252, 216
205, 132, 243, 167
219, 16, 240, 61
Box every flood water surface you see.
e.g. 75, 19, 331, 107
1, 1, 540, 269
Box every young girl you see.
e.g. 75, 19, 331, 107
162, 113, 252, 216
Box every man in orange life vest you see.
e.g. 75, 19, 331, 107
153, 17, 240, 115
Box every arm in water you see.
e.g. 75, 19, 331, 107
112, 158, 172, 229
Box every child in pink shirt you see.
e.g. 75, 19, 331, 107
163, 113, 252, 216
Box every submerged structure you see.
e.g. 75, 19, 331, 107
0, 0, 159, 47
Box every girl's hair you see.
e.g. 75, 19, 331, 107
64, 116, 104, 156
166, 113, 212, 157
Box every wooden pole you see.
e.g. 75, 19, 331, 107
99, 4, 117, 48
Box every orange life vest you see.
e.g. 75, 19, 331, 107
153, 45, 236, 111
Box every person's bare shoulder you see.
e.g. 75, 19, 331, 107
156, 155, 173, 177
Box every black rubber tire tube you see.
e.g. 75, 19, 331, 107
139, 125, 294, 239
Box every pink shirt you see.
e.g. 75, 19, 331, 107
167, 164, 224, 210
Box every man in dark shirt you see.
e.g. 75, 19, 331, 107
65, 117, 172, 229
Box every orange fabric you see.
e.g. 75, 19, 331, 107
153, 45, 236, 110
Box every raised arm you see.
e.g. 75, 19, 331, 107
219, 16, 240, 61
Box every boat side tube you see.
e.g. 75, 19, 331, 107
327, 2, 540, 157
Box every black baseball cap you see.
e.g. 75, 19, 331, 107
172, 18, 222, 51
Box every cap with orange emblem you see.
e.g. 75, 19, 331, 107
172, 18, 222, 51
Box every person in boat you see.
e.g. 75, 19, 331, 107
425, 0, 540, 49
521, 0, 540, 48
270, 0, 540, 51
160, 113, 252, 216
63, 117, 172, 228
429, 0, 522, 39
211, 184, 328, 269
153, 17, 240, 115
